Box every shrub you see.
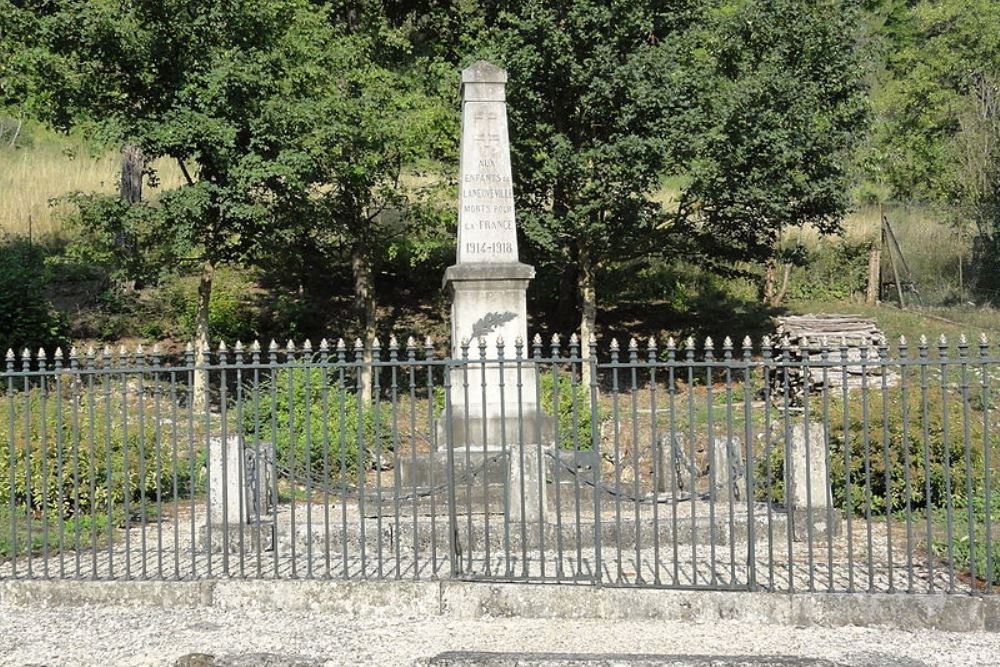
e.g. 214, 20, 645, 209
931, 494, 1000, 585
0, 385, 195, 525
0, 236, 66, 352
245, 366, 391, 483
168, 266, 261, 343
539, 372, 600, 450
757, 387, 990, 516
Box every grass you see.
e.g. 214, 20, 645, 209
0, 120, 184, 239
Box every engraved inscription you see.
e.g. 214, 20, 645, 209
458, 99, 518, 262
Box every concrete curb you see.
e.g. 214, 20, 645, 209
0, 579, 995, 633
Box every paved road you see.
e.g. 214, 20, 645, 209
0, 604, 996, 666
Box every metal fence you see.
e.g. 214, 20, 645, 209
0, 334, 995, 595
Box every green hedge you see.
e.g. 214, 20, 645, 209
0, 386, 195, 524
244, 367, 390, 483
757, 387, 990, 516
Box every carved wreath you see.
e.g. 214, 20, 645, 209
470, 311, 517, 339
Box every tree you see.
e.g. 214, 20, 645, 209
4, 0, 400, 404
481, 0, 711, 375
309, 54, 453, 404
872, 0, 1000, 203
681, 0, 869, 306
871, 0, 1000, 297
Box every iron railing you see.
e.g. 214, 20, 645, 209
0, 334, 995, 595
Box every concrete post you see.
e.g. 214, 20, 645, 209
787, 422, 841, 541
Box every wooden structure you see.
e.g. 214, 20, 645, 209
774, 314, 895, 398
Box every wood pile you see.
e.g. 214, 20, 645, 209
773, 314, 896, 397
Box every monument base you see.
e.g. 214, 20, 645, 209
198, 521, 276, 554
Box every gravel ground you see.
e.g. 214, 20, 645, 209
0, 604, 997, 667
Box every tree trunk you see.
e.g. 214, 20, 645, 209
761, 258, 777, 306
577, 242, 597, 392
193, 258, 214, 412
352, 242, 376, 408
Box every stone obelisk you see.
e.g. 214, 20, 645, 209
444, 61, 546, 522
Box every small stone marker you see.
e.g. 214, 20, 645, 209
787, 422, 841, 540
208, 436, 245, 526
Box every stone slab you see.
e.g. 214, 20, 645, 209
0, 579, 994, 633
416, 652, 842, 667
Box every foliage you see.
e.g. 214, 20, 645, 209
0, 236, 65, 352
786, 238, 871, 302
245, 366, 391, 483
686, 0, 869, 266
757, 388, 990, 516
0, 385, 195, 526
59, 192, 187, 290
539, 372, 599, 451
479, 0, 711, 336
172, 267, 261, 344
872, 0, 1000, 201
931, 494, 1000, 585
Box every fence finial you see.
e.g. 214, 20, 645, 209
286, 339, 296, 352
5, 349, 13, 361
980, 332, 989, 346
424, 335, 433, 348
959, 333, 968, 346
898, 334, 907, 347
628, 337, 638, 351
319, 338, 329, 351
496, 334, 505, 349
533, 333, 543, 346
269, 339, 279, 352
722, 336, 732, 350
302, 339, 312, 352
610, 338, 620, 352
742, 335, 752, 349
389, 335, 398, 350
353, 338, 363, 350
337, 338, 346, 351
919, 334, 928, 347
666, 336, 676, 349
647, 335, 656, 351
704, 336, 714, 351
218, 340, 227, 353
685, 335, 695, 350
406, 336, 416, 350
938, 334, 948, 346
569, 332, 579, 347
372, 337, 381, 351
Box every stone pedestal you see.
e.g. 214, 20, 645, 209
787, 422, 841, 541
